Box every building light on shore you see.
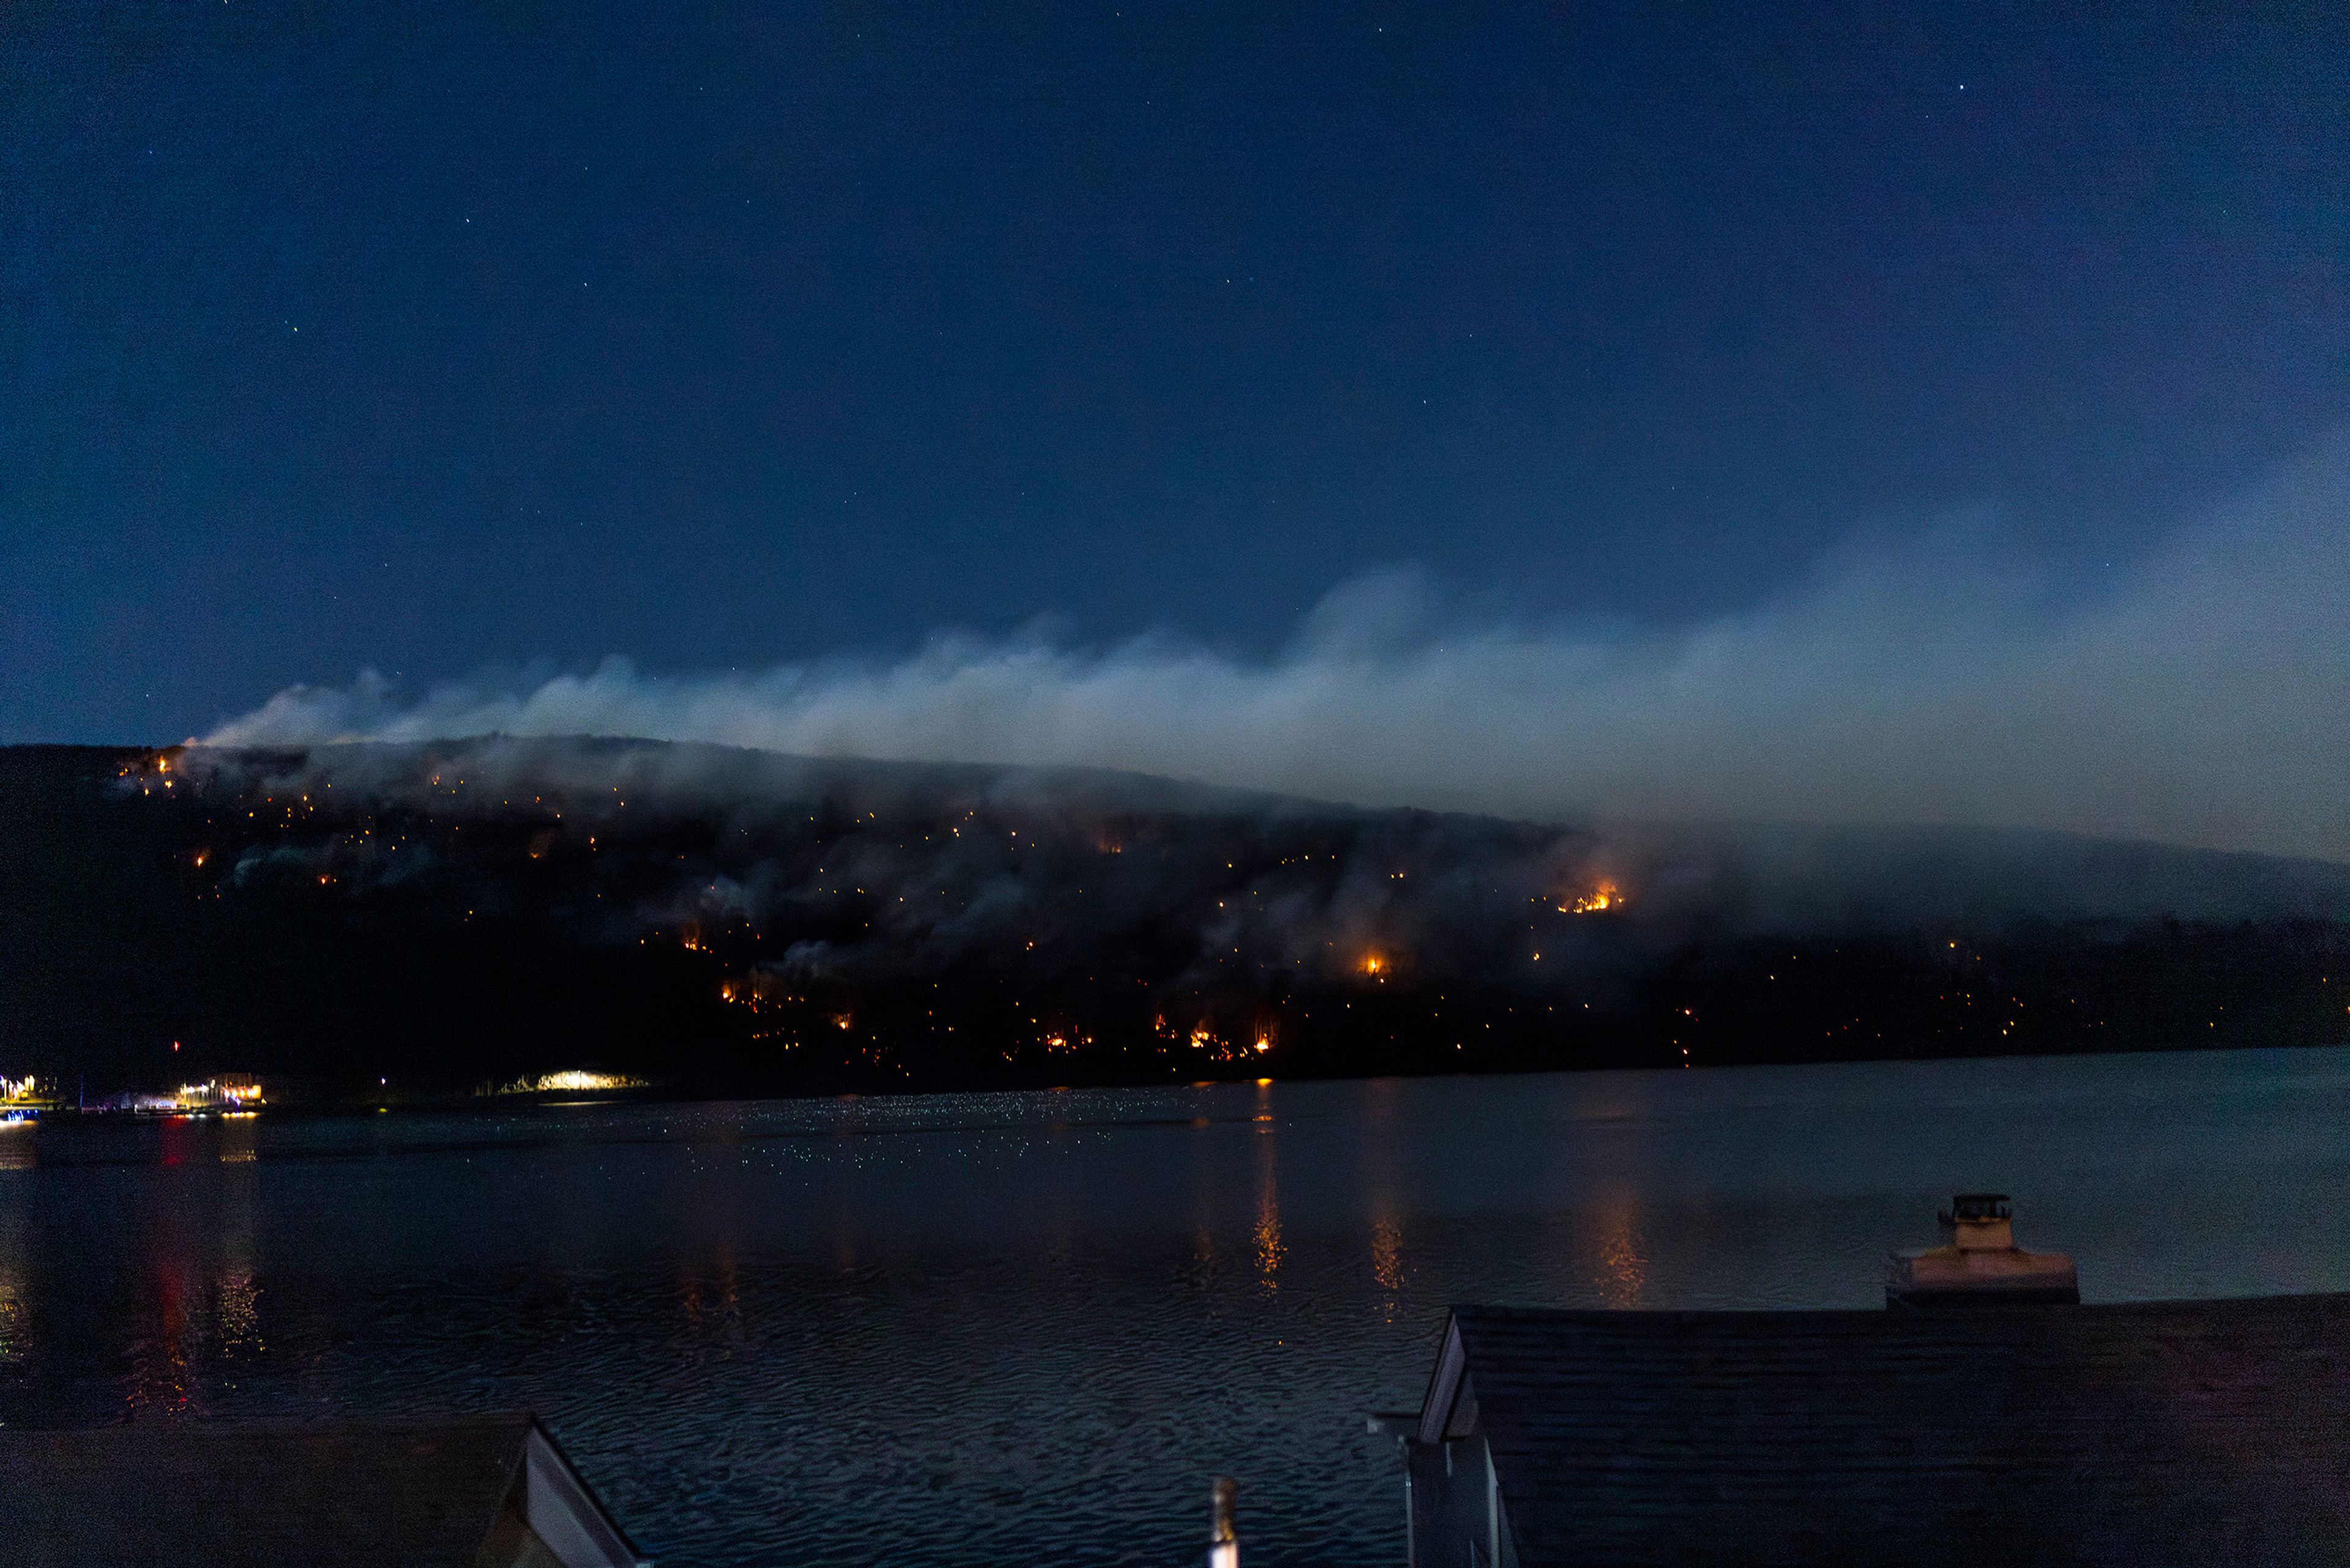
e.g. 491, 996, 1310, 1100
499, 1070, 644, 1094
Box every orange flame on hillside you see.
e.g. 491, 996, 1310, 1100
1561, 883, 1625, 915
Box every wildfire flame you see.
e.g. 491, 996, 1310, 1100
1561, 883, 1625, 915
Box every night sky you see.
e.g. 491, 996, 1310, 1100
5, 2, 2345, 749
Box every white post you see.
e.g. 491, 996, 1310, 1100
1209, 1476, 1239, 1568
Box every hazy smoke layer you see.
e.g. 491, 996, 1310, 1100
210, 443, 2350, 862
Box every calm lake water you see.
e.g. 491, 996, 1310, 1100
5, 1047, 2350, 1565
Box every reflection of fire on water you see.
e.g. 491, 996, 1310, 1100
1591, 1196, 1649, 1308
681, 1247, 744, 1340
1371, 1215, 1404, 1294
0, 1268, 24, 1362
127, 1264, 193, 1416
217, 1272, 263, 1357
1254, 1135, 1284, 1290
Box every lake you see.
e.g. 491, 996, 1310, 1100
5, 1046, 2350, 1566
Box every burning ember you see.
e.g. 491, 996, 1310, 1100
719, 972, 794, 1010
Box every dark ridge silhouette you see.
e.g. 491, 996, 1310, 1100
4, 739, 2345, 1105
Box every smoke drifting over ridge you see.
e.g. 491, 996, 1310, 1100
42, 736, 2345, 1096
211, 442, 2350, 863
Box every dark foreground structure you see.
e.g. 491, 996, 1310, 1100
0, 1412, 649, 1567
1403, 1291, 2350, 1568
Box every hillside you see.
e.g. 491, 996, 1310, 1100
2, 739, 2346, 1103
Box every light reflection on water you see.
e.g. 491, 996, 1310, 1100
4, 1047, 2350, 1566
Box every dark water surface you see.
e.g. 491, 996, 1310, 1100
6, 1047, 2350, 1565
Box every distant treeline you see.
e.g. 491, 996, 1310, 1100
2, 742, 2344, 1104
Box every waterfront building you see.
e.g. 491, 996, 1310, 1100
1, 1412, 648, 1567
1392, 1203, 2350, 1567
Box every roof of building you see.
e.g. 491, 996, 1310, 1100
1418, 1293, 2350, 1568
0, 1411, 649, 1568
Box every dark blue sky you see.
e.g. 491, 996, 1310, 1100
5, 1, 2344, 742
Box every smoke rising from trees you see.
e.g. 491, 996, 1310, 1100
207, 442, 2350, 864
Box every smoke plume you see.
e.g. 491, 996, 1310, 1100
207, 441, 2350, 864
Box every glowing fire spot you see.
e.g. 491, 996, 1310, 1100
1359, 953, 1387, 978
1561, 883, 1625, 915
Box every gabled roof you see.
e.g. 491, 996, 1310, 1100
0, 1411, 649, 1568
1419, 1294, 2350, 1567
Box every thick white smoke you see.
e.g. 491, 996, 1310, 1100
208, 442, 2350, 863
